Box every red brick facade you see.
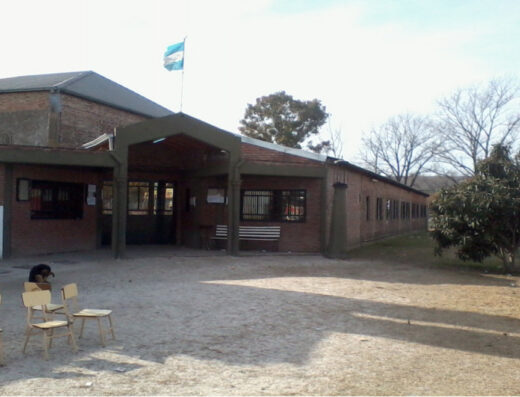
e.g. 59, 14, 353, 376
0, 88, 428, 257
8, 165, 101, 256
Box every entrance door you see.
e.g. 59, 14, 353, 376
101, 181, 175, 245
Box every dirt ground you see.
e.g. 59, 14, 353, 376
0, 248, 519, 396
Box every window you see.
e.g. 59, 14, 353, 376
412, 203, 419, 218
385, 199, 391, 219
128, 182, 150, 215
102, 181, 174, 216
376, 197, 383, 220
401, 201, 410, 219
153, 182, 174, 215
420, 204, 427, 218
392, 200, 399, 219
30, 180, 84, 219
241, 190, 306, 222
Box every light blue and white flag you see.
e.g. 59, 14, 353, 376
163, 41, 185, 71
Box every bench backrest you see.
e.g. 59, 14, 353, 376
215, 225, 280, 240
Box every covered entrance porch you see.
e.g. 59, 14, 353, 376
108, 113, 243, 258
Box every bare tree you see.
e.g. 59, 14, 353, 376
307, 120, 344, 158
435, 77, 520, 176
360, 113, 441, 187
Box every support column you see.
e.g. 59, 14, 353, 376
112, 162, 128, 259
227, 157, 242, 255
2, 164, 13, 258
327, 182, 348, 258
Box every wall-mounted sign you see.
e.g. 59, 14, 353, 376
207, 188, 226, 204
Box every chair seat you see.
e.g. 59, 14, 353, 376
73, 309, 111, 317
33, 303, 64, 312
33, 320, 68, 329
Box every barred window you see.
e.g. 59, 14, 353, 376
241, 190, 306, 222
30, 180, 84, 220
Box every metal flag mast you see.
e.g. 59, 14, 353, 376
180, 36, 187, 113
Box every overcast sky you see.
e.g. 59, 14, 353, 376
2, 0, 519, 162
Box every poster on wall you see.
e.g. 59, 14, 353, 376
206, 188, 226, 204
86, 184, 96, 206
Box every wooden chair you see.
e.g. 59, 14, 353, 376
0, 293, 3, 366
22, 290, 77, 360
61, 283, 115, 347
23, 282, 65, 317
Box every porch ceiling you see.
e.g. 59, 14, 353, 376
128, 133, 228, 172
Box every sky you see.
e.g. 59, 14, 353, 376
2, 0, 520, 162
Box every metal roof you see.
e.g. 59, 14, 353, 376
0, 71, 173, 118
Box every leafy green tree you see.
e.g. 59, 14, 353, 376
239, 91, 329, 151
430, 145, 520, 273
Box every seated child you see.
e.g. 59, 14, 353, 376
28, 264, 55, 290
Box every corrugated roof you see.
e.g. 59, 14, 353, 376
0, 71, 173, 118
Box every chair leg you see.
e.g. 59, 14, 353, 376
42, 331, 49, 360
0, 332, 4, 366
97, 318, 106, 347
48, 328, 54, 349
79, 318, 86, 338
23, 327, 33, 354
68, 325, 78, 352
108, 315, 115, 340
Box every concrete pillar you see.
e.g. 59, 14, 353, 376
327, 182, 348, 257
227, 158, 241, 255
112, 163, 128, 259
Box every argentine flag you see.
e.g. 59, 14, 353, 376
164, 41, 185, 71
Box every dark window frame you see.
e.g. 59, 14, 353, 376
30, 180, 84, 220
376, 197, 383, 221
240, 189, 306, 222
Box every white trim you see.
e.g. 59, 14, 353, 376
82, 133, 114, 149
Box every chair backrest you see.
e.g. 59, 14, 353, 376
61, 283, 78, 300
22, 290, 53, 325
61, 283, 80, 313
22, 290, 51, 308
24, 282, 41, 292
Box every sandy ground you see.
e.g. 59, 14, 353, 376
0, 248, 520, 396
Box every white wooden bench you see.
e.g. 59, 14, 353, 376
212, 224, 281, 241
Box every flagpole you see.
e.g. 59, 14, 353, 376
180, 36, 187, 113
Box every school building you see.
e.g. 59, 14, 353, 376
0, 71, 428, 258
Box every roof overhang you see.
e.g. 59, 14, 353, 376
0, 145, 117, 168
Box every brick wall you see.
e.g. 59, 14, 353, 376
0, 92, 50, 145
240, 175, 322, 252
9, 165, 101, 256
59, 94, 146, 147
326, 164, 428, 249
241, 142, 323, 167
0, 92, 148, 149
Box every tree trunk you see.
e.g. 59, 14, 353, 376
501, 251, 519, 274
